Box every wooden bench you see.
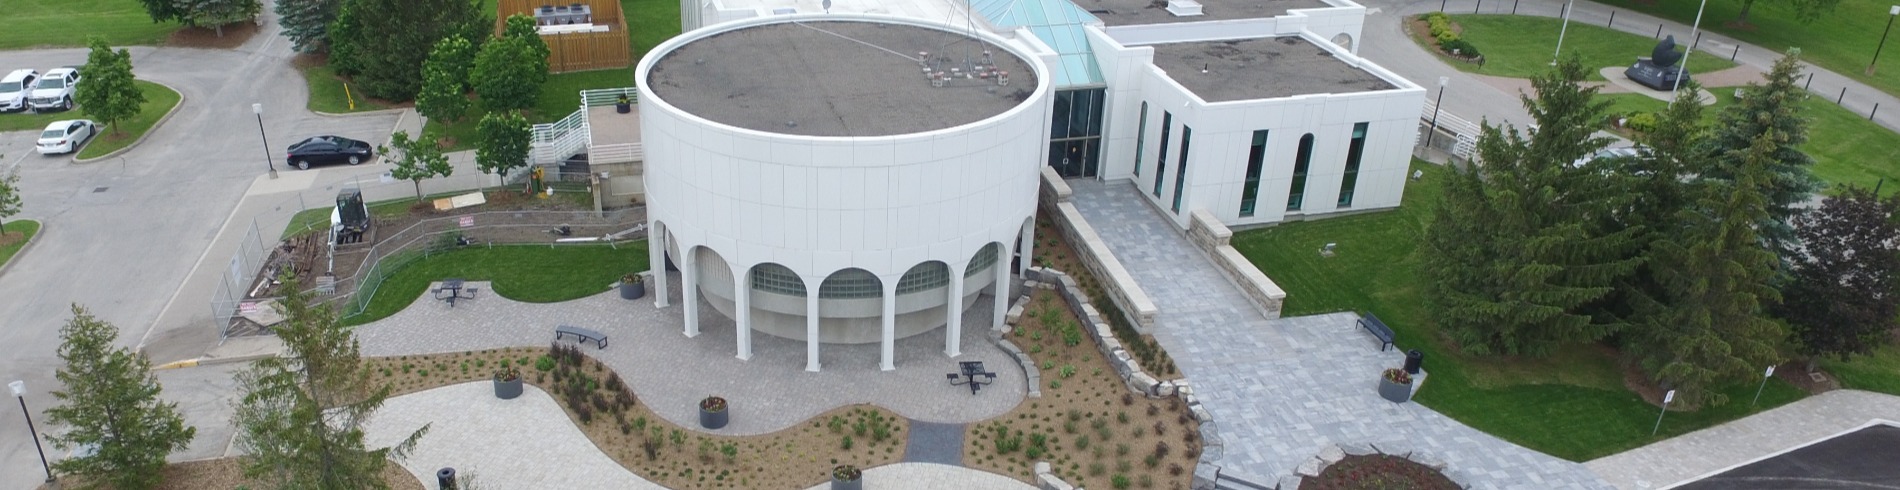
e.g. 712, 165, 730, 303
1357, 312, 1395, 352
555, 325, 608, 349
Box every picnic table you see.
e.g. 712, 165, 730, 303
434, 279, 478, 308
946, 361, 996, 395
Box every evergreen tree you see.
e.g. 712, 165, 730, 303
1603, 83, 1712, 326
76, 39, 146, 135
476, 110, 532, 180
177, 0, 261, 36
472, 36, 548, 112
1420, 57, 1644, 356
275, 0, 340, 53
416, 35, 474, 123
1778, 186, 1900, 367
1624, 132, 1787, 406
135, 0, 189, 24
44, 305, 196, 490
235, 273, 427, 489
382, 131, 453, 200
0, 172, 20, 234
326, 0, 487, 100
1705, 50, 1818, 262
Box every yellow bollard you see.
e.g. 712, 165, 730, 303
344, 83, 356, 111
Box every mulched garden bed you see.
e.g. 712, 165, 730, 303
1304, 454, 1460, 490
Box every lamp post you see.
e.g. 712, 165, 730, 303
1552, 0, 1576, 65
1669, 0, 1709, 107
1869, 6, 1900, 75
253, 103, 277, 179
10, 380, 54, 483
1426, 76, 1449, 148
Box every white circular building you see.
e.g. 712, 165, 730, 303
637, 14, 1052, 371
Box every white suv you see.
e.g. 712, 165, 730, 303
28, 68, 80, 112
0, 69, 38, 113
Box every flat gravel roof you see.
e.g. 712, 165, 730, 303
647, 21, 1039, 137
1084, 0, 1333, 27
1150, 37, 1394, 102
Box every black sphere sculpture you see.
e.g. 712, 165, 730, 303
1625, 35, 1693, 91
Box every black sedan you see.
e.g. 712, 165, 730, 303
286, 135, 374, 170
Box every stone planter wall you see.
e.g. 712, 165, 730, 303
1033, 461, 1076, 490
1186, 210, 1286, 319
1038, 168, 1158, 332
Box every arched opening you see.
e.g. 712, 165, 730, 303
820, 268, 883, 299
898, 261, 951, 295
1331, 33, 1353, 52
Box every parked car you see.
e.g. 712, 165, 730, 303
0, 69, 40, 112
36, 120, 97, 155
286, 135, 374, 169
27, 67, 80, 112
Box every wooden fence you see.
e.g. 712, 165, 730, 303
498, 0, 634, 73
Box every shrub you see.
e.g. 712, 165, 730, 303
1626, 111, 1661, 133
842, 435, 855, 450
1112, 474, 1131, 489
1441, 38, 1482, 58
1075, 435, 1091, 450
535, 355, 556, 372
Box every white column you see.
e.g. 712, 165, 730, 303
880, 279, 897, 372
992, 244, 1010, 330
805, 277, 821, 372
1018, 222, 1036, 275
681, 246, 700, 338
733, 264, 752, 361
651, 223, 670, 307
945, 266, 964, 358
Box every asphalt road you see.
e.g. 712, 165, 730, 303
1675, 424, 1900, 489
0, 8, 400, 487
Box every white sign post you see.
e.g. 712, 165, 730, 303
1651, 389, 1676, 436
1752, 365, 1776, 406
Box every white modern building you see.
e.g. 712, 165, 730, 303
640, 0, 1424, 370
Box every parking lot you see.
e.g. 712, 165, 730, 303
1675, 423, 1900, 489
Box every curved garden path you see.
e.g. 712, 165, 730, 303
352, 276, 1026, 436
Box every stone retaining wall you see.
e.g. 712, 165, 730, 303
1186, 209, 1286, 319
1038, 168, 1158, 332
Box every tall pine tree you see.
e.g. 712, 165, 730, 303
327, 0, 487, 100
235, 273, 427, 489
275, 0, 340, 53
1705, 50, 1818, 262
1603, 82, 1712, 327
1624, 132, 1787, 406
1421, 56, 1644, 356
44, 305, 196, 490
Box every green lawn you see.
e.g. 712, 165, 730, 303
423, 0, 677, 150
1823, 344, 1900, 396
74, 80, 181, 159
0, 0, 180, 49
0, 220, 43, 269
342, 241, 649, 325
300, 62, 395, 114
1231, 160, 1808, 461
1436, 15, 1735, 81
1597, 91, 1900, 195
1594, 0, 1900, 99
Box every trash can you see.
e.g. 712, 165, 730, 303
1404, 349, 1424, 375
437, 467, 456, 490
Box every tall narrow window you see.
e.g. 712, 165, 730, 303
1133, 102, 1150, 178
1153, 112, 1172, 197
1337, 122, 1369, 207
1287, 134, 1314, 211
1239, 130, 1268, 217
1171, 126, 1192, 213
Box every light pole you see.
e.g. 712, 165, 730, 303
1869, 6, 1900, 75
1426, 76, 1449, 148
1552, 0, 1576, 65
10, 380, 54, 483
1669, 0, 1709, 106
253, 103, 277, 179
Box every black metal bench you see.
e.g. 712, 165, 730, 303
554, 325, 608, 349
1358, 312, 1395, 351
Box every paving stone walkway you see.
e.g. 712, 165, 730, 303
352, 279, 1025, 436
901, 421, 966, 465
1067, 180, 1611, 489
1586, 389, 1900, 489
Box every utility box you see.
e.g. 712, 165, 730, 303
332, 187, 370, 244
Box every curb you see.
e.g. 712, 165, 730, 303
152, 352, 280, 370
312, 106, 407, 118
0, 219, 44, 280
73, 80, 187, 164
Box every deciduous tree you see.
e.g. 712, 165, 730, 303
234, 273, 427, 489
326, 0, 487, 100
177, 0, 261, 36
472, 36, 547, 112
1778, 186, 1900, 368
0, 172, 20, 234
382, 131, 453, 200
44, 305, 196, 490
476, 110, 531, 180
1730, 0, 1842, 24
416, 35, 474, 123
76, 39, 146, 135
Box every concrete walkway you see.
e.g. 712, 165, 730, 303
352, 278, 1025, 436
1586, 390, 1900, 489
799, 463, 1036, 490
1067, 180, 1610, 489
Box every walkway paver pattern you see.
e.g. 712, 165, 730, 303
798, 462, 1036, 490
901, 421, 966, 465
364, 381, 665, 489
1067, 180, 1610, 489
353, 278, 1025, 435
1586, 390, 1900, 489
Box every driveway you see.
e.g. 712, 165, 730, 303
0, 5, 401, 486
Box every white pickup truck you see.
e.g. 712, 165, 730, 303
27, 67, 80, 112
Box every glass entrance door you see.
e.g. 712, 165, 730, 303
1047, 88, 1105, 178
